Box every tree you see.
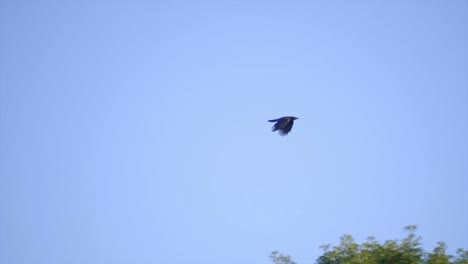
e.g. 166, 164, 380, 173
427, 242, 451, 264
270, 226, 468, 264
270, 250, 297, 264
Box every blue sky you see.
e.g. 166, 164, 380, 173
1, 1, 467, 263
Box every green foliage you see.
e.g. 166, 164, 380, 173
270, 250, 297, 264
315, 226, 423, 264
271, 226, 468, 264
453, 249, 468, 264
427, 242, 451, 264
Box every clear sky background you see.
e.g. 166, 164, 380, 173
1, 1, 467, 264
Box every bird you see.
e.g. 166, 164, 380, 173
268, 116, 298, 136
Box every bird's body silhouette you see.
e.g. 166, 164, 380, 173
268, 116, 298, 136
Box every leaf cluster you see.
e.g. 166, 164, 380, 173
271, 226, 468, 264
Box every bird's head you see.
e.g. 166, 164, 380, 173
291, 116, 299, 120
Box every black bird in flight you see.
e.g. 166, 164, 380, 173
268, 116, 298, 136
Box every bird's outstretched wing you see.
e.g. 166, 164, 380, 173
279, 120, 294, 136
